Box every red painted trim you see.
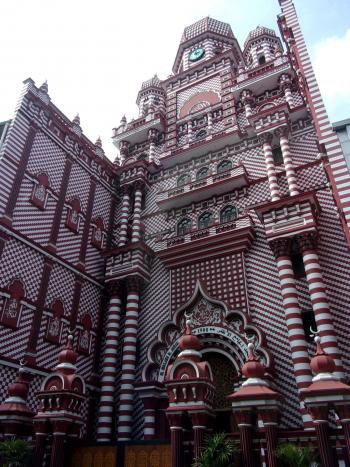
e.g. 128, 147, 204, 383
77, 179, 96, 269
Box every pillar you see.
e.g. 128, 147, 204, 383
96, 282, 122, 441
148, 129, 158, 164
131, 185, 143, 243
33, 423, 48, 467
298, 233, 344, 378
279, 73, 294, 108
50, 430, 66, 467
207, 112, 213, 133
143, 398, 157, 440
187, 120, 193, 143
118, 188, 131, 246
271, 239, 313, 427
167, 413, 184, 467
117, 279, 140, 440
336, 405, 350, 463
190, 412, 211, 462
308, 406, 334, 467
119, 140, 130, 165
278, 127, 299, 196
241, 89, 253, 119
234, 410, 254, 467
260, 133, 280, 201
260, 410, 279, 467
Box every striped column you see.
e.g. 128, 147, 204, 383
187, 120, 193, 143
131, 187, 143, 243
279, 74, 294, 108
298, 234, 344, 378
148, 129, 158, 164
119, 140, 130, 165
143, 399, 157, 440
97, 282, 122, 441
118, 189, 130, 246
271, 239, 313, 427
260, 133, 280, 201
279, 129, 300, 196
117, 279, 140, 440
240, 89, 253, 119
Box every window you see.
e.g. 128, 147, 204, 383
291, 253, 306, 278
217, 160, 232, 174
198, 212, 214, 230
195, 129, 207, 140
91, 217, 106, 249
46, 300, 64, 344
31, 173, 49, 210
196, 167, 209, 180
301, 309, 316, 340
66, 197, 81, 233
177, 218, 192, 236
272, 147, 284, 165
220, 205, 237, 223
78, 314, 93, 355
177, 174, 191, 187
1, 279, 25, 329
258, 55, 266, 65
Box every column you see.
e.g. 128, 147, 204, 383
298, 233, 344, 378
260, 410, 279, 467
234, 410, 254, 467
119, 140, 130, 165
97, 282, 122, 441
167, 413, 184, 467
308, 406, 334, 467
271, 239, 313, 427
190, 412, 210, 462
337, 405, 350, 463
277, 128, 299, 196
117, 279, 140, 440
50, 431, 66, 467
241, 89, 253, 119
279, 73, 294, 108
187, 120, 193, 143
131, 185, 143, 243
207, 111, 213, 133
33, 423, 48, 467
260, 133, 280, 201
143, 398, 157, 440
118, 188, 131, 246
148, 129, 158, 163
262, 42, 272, 62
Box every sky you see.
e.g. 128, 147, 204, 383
1, 0, 349, 161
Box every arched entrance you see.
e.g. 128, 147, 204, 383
205, 352, 238, 433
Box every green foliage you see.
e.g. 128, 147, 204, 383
276, 443, 319, 467
193, 432, 237, 467
0, 439, 32, 467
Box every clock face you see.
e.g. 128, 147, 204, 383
189, 47, 205, 62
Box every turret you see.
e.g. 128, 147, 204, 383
136, 75, 166, 118
243, 25, 283, 68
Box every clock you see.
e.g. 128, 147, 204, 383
189, 47, 205, 62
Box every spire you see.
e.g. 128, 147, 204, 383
310, 335, 336, 382
72, 113, 80, 126
39, 80, 48, 94
55, 332, 78, 375
95, 136, 102, 148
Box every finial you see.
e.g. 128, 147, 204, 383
310, 333, 336, 380
121, 115, 127, 124
39, 80, 48, 93
73, 113, 80, 126
95, 136, 102, 147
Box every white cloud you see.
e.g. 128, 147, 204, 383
312, 29, 350, 121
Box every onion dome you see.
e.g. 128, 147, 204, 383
39, 80, 48, 93
310, 335, 336, 381
179, 319, 202, 352
55, 333, 77, 374
6, 367, 30, 403
244, 25, 277, 49
242, 342, 266, 381
72, 113, 80, 126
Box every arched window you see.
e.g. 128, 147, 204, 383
196, 129, 207, 140
196, 167, 209, 180
177, 174, 191, 187
177, 218, 192, 236
220, 205, 237, 224
198, 212, 214, 230
258, 55, 266, 65
217, 160, 232, 174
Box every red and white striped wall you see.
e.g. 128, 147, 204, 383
279, 0, 350, 248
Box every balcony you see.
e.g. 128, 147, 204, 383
156, 165, 249, 210
155, 215, 255, 267
112, 112, 165, 147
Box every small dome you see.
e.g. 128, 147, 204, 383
179, 319, 202, 352
310, 336, 336, 376
244, 25, 277, 48
241, 343, 265, 379
141, 74, 162, 90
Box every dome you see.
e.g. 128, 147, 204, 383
181, 17, 234, 43
244, 25, 277, 49
140, 74, 162, 91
